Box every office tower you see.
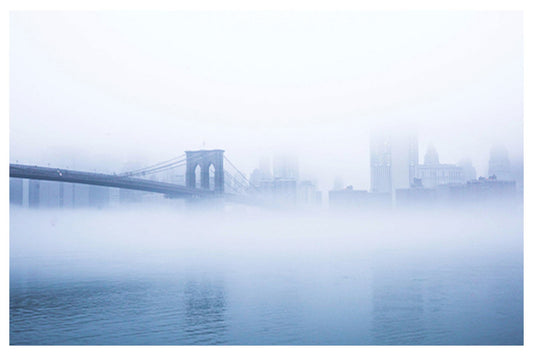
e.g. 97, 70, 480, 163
458, 158, 477, 182
488, 145, 512, 181
370, 134, 392, 194
273, 155, 299, 180
370, 133, 418, 195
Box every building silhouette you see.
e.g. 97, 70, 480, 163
488, 145, 512, 181
370, 133, 418, 198
414, 144, 464, 188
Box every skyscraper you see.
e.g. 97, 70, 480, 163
370, 133, 418, 196
458, 158, 477, 182
370, 134, 391, 194
273, 155, 299, 180
488, 145, 512, 181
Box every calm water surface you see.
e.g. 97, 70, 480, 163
10, 208, 523, 345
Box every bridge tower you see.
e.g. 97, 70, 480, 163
185, 149, 224, 193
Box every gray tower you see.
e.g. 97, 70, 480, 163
185, 149, 225, 193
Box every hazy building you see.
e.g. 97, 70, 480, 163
10, 178, 23, 205
28, 180, 40, 208
370, 135, 391, 194
439, 177, 516, 204
272, 178, 297, 204
88, 186, 110, 209
119, 188, 144, 204
384, 133, 418, 193
250, 168, 272, 189
488, 145, 512, 181
396, 187, 437, 208
509, 156, 523, 197
61, 182, 75, 208
259, 156, 272, 180
297, 180, 320, 205
458, 158, 477, 182
36, 181, 61, 208
109, 187, 121, 207
415, 145, 464, 188
249, 156, 299, 205
329, 186, 391, 210
73, 183, 91, 207
250, 156, 275, 193
329, 186, 368, 209
273, 155, 299, 180
370, 133, 418, 196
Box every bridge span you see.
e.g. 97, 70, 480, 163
9, 164, 215, 198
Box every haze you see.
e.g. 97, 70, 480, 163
9, 11, 524, 345
10, 11, 522, 191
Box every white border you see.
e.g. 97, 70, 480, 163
1, 1, 530, 355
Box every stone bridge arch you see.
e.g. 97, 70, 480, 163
185, 149, 224, 193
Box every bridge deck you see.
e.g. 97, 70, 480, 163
9, 164, 215, 198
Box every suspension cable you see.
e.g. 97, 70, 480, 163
223, 169, 250, 193
130, 159, 187, 176
224, 156, 261, 191
120, 154, 186, 176
121, 155, 186, 176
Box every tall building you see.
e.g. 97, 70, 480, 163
273, 155, 299, 180
250, 157, 273, 189
272, 178, 297, 205
297, 180, 321, 206
370, 133, 418, 196
370, 134, 391, 194
458, 158, 477, 182
259, 157, 272, 180
488, 145, 512, 181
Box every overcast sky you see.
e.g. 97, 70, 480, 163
10, 11, 523, 190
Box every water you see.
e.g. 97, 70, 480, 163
10, 207, 523, 345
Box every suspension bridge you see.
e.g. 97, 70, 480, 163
9, 149, 260, 204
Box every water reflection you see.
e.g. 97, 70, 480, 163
183, 279, 227, 344
10, 209, 523, 345
370, 253, 522, 345
371, 270, 429, 345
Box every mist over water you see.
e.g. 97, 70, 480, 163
9, 10, 524, 346
10, 205, 523, 345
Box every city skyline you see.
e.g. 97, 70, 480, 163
9, 136, 522, 194
10, 136, 522, 210
8, 9, 524, 347
10, 11, 523, 191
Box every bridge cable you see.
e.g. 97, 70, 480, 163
120, 154, 186, 176
131, 159, 187, 176
223, 156, 260, 192
223, 169, 251, 194
122, 157, 186, 177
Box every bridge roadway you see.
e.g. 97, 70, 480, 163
9, 164, 216, 198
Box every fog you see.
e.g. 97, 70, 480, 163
10, 205, 522, 281
10, 11, 522, 191
9, 11, 524, 345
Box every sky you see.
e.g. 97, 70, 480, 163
9, 11, 523, 191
